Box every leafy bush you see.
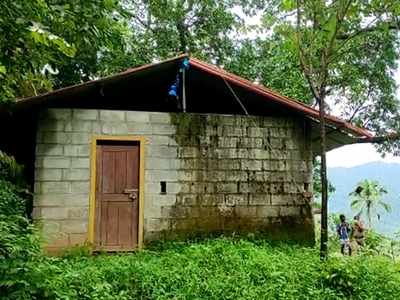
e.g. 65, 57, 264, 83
2, 238, 400, 299
0, 179, 26, 216
0, 215, 43, 299
0, 150, 25, 186
0, 151, 43, 298
356, 229, 400, 259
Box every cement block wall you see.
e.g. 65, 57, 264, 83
33, 109, 314, 249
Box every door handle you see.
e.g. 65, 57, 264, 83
123, 188, 138, 201
123, 188, 138, 194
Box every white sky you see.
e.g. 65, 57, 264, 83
327, 144, 400, 168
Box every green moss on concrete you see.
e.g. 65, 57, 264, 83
170, 113, 208, 145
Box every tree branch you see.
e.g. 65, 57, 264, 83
296, 0, 320, 102
356, 132, 400, 144
337, 20, 400, 40
347, 103, 369, 123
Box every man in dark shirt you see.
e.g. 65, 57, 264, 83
337, 214, 352, 256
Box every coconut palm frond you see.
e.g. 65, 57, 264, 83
379, 201, 392, 213
350, 198, 363, 209
349, 179, 390, 229
379, 187, 388, 194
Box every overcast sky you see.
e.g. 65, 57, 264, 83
327, 144, 400, 168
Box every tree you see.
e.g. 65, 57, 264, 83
1, 0, 266, 104
122, 0, 263, 65
47, 1, 139, 87
350, 179, 391, 229
258, 0, 400, 259
0, 1, 73, 103
0, 0, 131, 103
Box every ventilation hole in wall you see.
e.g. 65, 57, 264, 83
160, 181, 167, 194
304, 183, 309, 192
204, 186, 207, 193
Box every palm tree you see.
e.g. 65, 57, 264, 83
349, 180, 391, 229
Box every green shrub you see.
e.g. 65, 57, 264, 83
0, 153, 42, 299
2, 238, 399, 299
0, 150, 25, 186
0, 179, 26, 216
0, 215, 43, 298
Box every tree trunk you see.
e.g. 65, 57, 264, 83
367, 203, 372, 229
177, 20, 187, 53
319, 94, 329, 260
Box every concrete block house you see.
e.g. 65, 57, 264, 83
0, 55, 371, 252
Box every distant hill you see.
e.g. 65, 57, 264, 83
328, 162, 400, 236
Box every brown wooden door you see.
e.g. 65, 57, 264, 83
95, 143, 139, 251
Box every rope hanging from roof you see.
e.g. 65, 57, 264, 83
221, 77, 249, 116
222, 74, 311, 203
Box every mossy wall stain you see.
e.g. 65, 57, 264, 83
164, 112, 315, 244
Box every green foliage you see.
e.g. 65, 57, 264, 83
0, 0, 265, 104
2, 0, 399, 157
2, 238, 400, 299
0, 0, 129, 102
350, 179, 391, 228
0, 217, 44, 300
321, 255, 400, 298
0, 182, 42, 299
261, 0, 400, 154
0, 151, 25, 186
123, 0, 260, 65
0, 180, 26, 216
0, 152, 42, 298
0, 215, 41, 260
59, 243, 93, 259
0, 151, 30, 216
357, 229, 400, 260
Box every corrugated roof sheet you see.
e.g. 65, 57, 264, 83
14, 54, 372, 141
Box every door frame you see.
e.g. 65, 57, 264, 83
88, 135, 146, 250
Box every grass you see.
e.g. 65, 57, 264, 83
15, 237, 400, 300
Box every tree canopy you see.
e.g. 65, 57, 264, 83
0, 0, 134, 103
258, 0, 400, 151
1, 0, 399, 154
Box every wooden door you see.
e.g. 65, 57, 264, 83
95, 143, 140, 251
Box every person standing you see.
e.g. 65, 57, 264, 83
351, 215, 365, 247
337, 214, 352, 256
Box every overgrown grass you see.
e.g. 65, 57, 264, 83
1, 153, 399, 299
4, 238, 399, 299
